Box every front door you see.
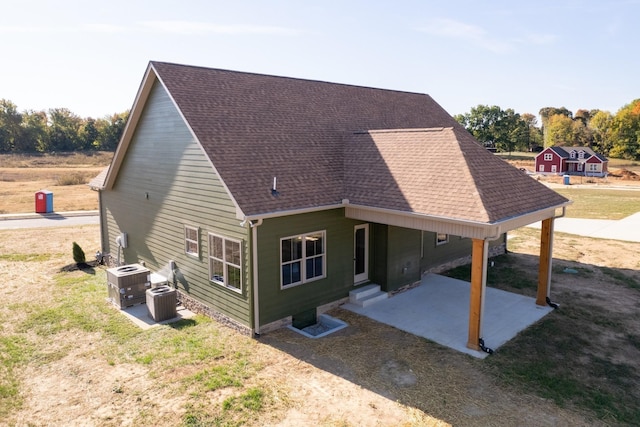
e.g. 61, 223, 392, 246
354, 224, 369, 284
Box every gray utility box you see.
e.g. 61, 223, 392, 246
107, 264, 151, 309
146, 285, 177, 322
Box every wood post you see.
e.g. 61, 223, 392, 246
537, 217, 554, 306
467, 238, 487, 351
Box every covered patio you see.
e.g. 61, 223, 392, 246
343, 273, 554, 358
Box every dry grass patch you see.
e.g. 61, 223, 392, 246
0, 152, 111, 214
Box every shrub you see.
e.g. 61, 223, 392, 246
72, 242, 86, 265
56, 172, 90, 186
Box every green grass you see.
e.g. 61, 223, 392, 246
553, 187, 640, 220
2, 265, 266, 425
450, 257, 640, 425
0, 336, 33, 416
599, 267, 640, 290
0, 253, 58, 262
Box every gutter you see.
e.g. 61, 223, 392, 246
247, 218, 264, 336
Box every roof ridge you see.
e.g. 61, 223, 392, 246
150, 60, 433, 98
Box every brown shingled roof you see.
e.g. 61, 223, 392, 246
346, 128, 568, 223
144, 61, 568, 223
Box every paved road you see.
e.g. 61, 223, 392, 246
0, 211, 99, 230
2, 209, 639, 243
526, 212, 640, 243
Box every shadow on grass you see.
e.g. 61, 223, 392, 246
59, 260, 98, 275
262, 252, 640, 425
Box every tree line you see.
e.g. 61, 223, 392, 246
0, 99, 128, 153
454, 99, 640, 160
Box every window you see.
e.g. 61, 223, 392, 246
209, 233, 242, 292
569, 150, 576, 159
551, 165, 557, 173
539, 165, 545, 172
184, 226, 199, 256
543, 153, 553, 161
578, 150, 585, 159
436, 233, 449, 245
588, 163, 598, 171
281, 231, 325, 288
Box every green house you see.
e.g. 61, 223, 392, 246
92, 62, 568, 346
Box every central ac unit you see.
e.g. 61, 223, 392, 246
107, 263, 150, 308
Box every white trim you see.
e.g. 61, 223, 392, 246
354, 224, 369, 284
345, 202, 570, 240
208, 232, 243, 293
280, 230, 326, 289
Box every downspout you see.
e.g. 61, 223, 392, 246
249, 218, 264, 336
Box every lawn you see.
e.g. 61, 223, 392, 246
553, 187, 640, 219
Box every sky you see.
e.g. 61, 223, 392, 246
1, 0, 638, 120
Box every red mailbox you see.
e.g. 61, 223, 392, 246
35, 190, 53, 213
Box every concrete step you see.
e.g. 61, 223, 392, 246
349, 284, 388, 307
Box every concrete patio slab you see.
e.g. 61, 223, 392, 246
343, 274, 553, 359
111, 301, 197, 330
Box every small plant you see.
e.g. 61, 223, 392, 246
72, 242, 86, 265
56, 172, 91, 186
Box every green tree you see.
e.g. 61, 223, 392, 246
521, 113, 543, 151
95, 111, 128, 151
455, 105, 529, 154
48, 108, 83, 151
589, 110, 614, 155
539, 107, 573, 147
0, 99, 23, 152
19, 110, 49, 152
79, 118, 99, 150
545, 114, 575, 146
609, 100, 640, 160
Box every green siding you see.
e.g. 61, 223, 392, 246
102, 81, 252, 327
256, 209, 364, 325
384, 226, 422, 291
419, 231, 504, 273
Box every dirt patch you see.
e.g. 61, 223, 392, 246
609, 168, 640, 180
3, 224, 639, 425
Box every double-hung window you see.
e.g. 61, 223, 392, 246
209, 233, 242, 292
281, 231, 326, 288
185, 226, 199, 256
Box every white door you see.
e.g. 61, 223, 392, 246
354, 224, 369, 284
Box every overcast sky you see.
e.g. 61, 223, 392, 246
1, 0, 638, 120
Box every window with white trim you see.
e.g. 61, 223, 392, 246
184, 225, 199, 256
281, 231, 326, 288
539, 165, 545, 172
588, 163, 598, 171
436, 233, 449, 245
208, 233, 242, 292
570, 150, 576, 159
543, 153, 553, 161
